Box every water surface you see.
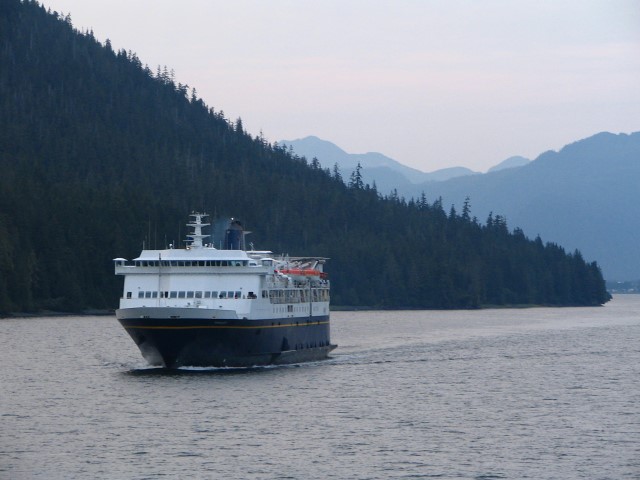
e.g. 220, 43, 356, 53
1, 296, 639, 479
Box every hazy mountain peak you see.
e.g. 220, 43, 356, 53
487, 155, 530, 173
279, 137, 479, 191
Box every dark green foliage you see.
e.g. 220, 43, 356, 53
0, 1, 610, 314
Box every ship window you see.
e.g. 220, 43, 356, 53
195, 291, 202, 298
138, 291, 144, 298
144, 291, 152, 298
219, 292, 226, 298
211, 291, 218, 298
169, 291, 177, 298
235, 291, 241, 299
227, 291, 234, 298
187, 291, 194, 298
152, 291, 158, 298
178, 291, 186, 298
204, 291, 211, 298
126, 292, 132, 299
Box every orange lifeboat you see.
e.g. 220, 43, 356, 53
278, 269, 328, 280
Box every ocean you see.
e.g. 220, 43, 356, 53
1, 295, 639, 479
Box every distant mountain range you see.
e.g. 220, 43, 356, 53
281, 136, 531, 191
280, 136, 482, 194
282, 132, 640, 281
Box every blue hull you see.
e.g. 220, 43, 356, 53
117, 315, 334, 368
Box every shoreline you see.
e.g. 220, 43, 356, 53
1, 309, 115, 319
4, 297, 628, 319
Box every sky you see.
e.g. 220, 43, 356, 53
42, 0, 640, 172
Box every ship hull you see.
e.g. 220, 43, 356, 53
116, 308, 334, 368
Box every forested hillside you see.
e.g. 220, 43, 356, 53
0, 0, 610, 314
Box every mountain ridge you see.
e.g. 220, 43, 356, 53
488, 156, 530, 173
280, 136, 479, 185
406, 131, 640, 281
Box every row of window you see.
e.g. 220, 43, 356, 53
263, 288, 330, 304
126, 288, 330, 302
134, 260, 249, 267
130, 290, 248, 299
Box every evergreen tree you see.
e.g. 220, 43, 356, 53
348, 162, 364, 189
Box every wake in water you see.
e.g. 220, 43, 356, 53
120, 359, 341, 376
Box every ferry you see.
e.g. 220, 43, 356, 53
114, 213, 335, 368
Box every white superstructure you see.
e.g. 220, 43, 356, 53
114, 213, 330, 320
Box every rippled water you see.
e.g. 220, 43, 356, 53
1, 296, 639, 479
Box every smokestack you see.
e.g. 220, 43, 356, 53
224, 218, 245, 250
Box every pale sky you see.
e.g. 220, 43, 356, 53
42, 0, 640, 172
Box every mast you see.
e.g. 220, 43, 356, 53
186, 212, 210, 248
